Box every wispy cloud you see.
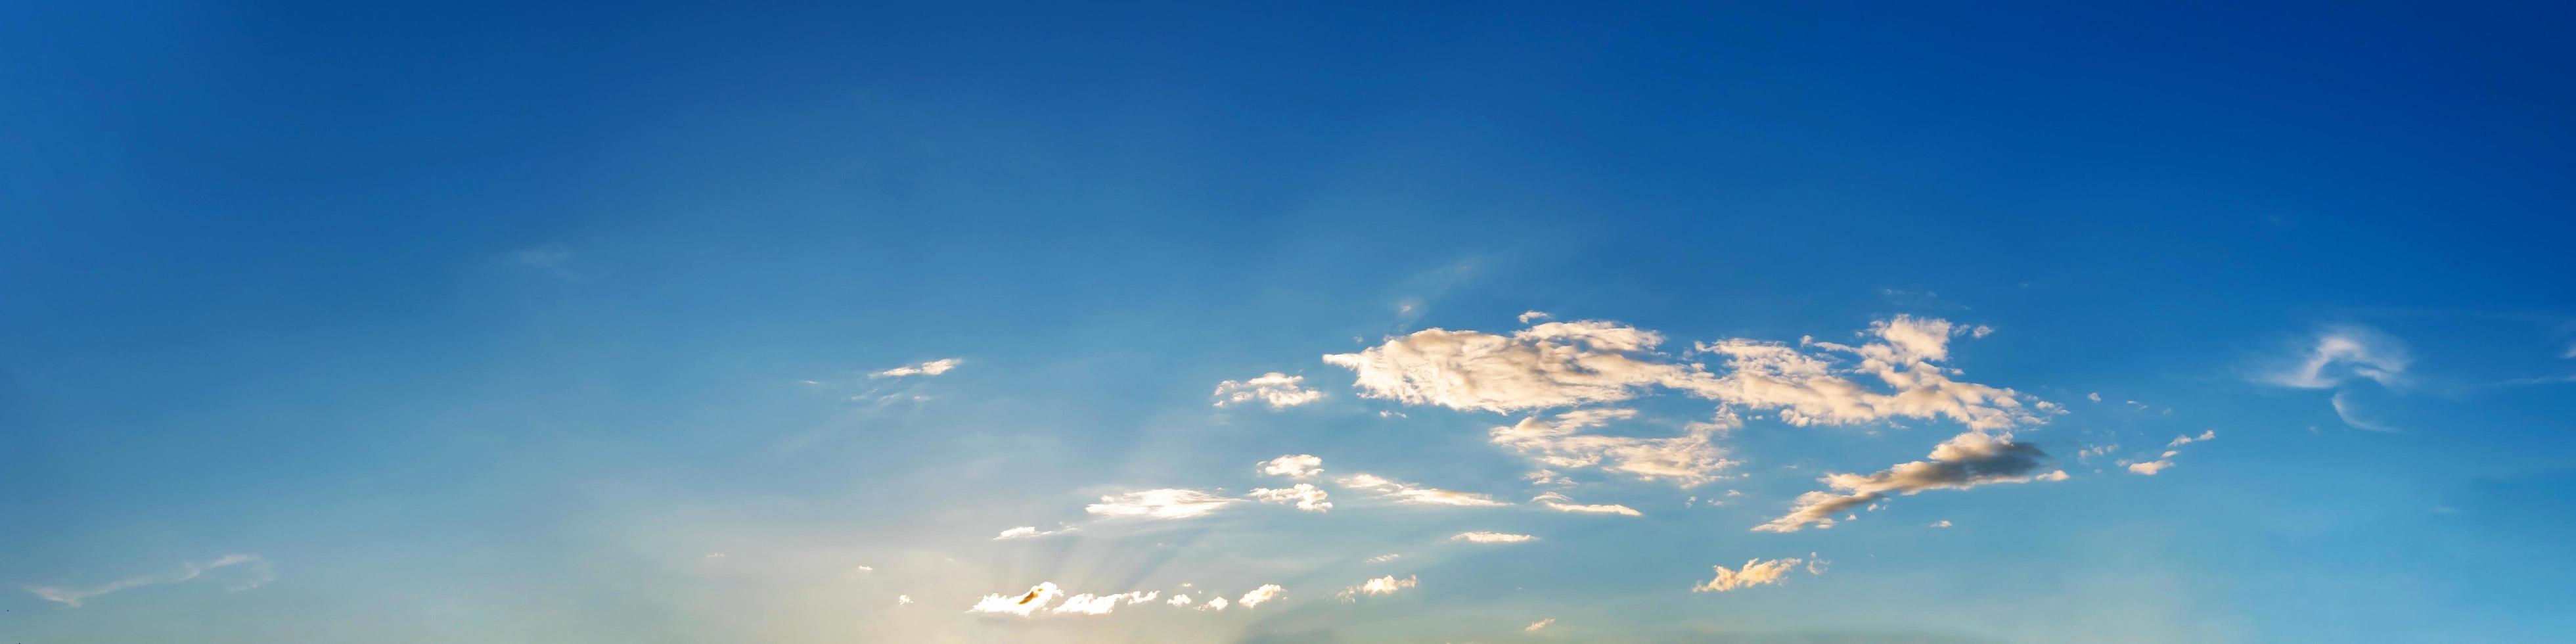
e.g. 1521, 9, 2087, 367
872, 358, 962, 379
1338, 474, 1510, 507
1336, 574, 1418, 600
1693, 556, 1816, 592
1213, 373, 1324, 409
1526, 618, 1556, 632
1451, 531, 1537, 543
993, 525, 1076, 540
1085, 489, 1239, 519
1531, 492, 1642, 517
24, 553, 273, 608
2332, 390, 2397, 432
1489, 408, 1736, 488
2263, 326, 2408, 389
1248, 483, 1332, 512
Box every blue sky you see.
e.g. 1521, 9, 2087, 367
6, 2, 2576, 643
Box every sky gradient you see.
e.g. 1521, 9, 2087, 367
7, 3, 2576, 643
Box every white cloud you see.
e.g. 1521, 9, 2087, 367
1257, 454, 1324, 479
1527, 618, 1556, 632
1338, 473, 1510, 507
1337, 575, 1419, 600
1692, 315, 2045, 431
1531, 492, 1642, 517
2265, 326, 2408, 389
1085, 489, 1238, 519
1248, 484, 1333, 512
853, 564, 874, 574
1931, 520, 1953, 528
993, 525, 1075, 540
2127, 460, 2175, 476
897, 594, 914, 606
23, 553, 272, 608
1489, 409, 1737, 488
2077, 443, 2118, 465
1198, 596, 1230, 611
1238, 584, 1284, 608
1323, 321, 1694, 413
2332, 390, 2397, 432
1167, 593, 1194, 607
1693, 557, 1813, 592
968, 582, 1065, 617
1451, 531, 1538, 543
2088, 392, 2102, 402
873, 358, 962, 379
1520, 310, 1552, 323
1365, 553, 1401, 564
1755, 430, 2068, 532
1051, 593, 1124, 616
1213, 373, 1325, 409
2167, 430, 2216, 448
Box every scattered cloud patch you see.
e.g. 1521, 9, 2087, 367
898, 594, 914, 606
1238, 584, 1284, 608
1755, 430, 2068, 532
2167, 430, 2217, 448
968, 582, 1065, 617
1531, 492, 1642, 516
1339, 473, 1510, 507
1248, 483, 1333, 512
1213, 373, 1324, 409
1520, 310, 1552, 323
1086, 489, 1238, 519
1338, 575, 1419, 600
1489, 409, 1737, 488
874, 358, 962, 379
994, 525, 1075, 540
1693, 557, 1815, 593
1527, 618, 1556, 632
1365, 553, 1401, 564
2127, 461, 2175, 476
1931, 520, 1953, 528
1257, 454, 1324, 480
1451, 531, 1538, 543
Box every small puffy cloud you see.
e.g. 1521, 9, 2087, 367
1338, 574, 1419, 600
2127, 460, 2175, 475
2088, 392, 2102, 402
1248, 484, 1333, 512
1086, 489, 1238, 519
1198, 596, 1230, 611
1520, 310, 1552, 323
1693, 557, 1813, 593
1930, 520, 1953, 528
874, 358, 962, 379
1213, 373, 1325, 409
994, 525, 1075, 540
1489, 409, 1737, 488
1527, 618, 1556, 632
1257, 454, 1324, 479
1755, 430, 2067, 532
897, 595, 914, 606
2264, 326, 2408, 389
2167, 430, 2217, 448
1338, 474, 1510, 507
2077, 444, 2118, 465
1531, 492, 1642, 517
1238, 584, 1284, 608
1451, 531, 1538, 543
24, 553, 273, 608
1167, 593, 1193, 607
969, 582, 1065, 617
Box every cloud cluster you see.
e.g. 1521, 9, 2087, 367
1691, 315, 2046, 430
1322, 321, 1702, 413
1693, 556, 1815, 592
1489, 408, 1737, 488
1755, 430, 2068, 532
1213, 373, 1325, 409
1086, 489, 1238, 519
873, 358, 961, 379
24, 553, 273, 608
1248, 484, 1333, 512
2128, 430, 2217, 475
972, 583, 1252, 617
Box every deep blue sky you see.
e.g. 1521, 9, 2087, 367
6, 3, 2575, 643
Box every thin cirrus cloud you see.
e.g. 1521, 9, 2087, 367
1338, 473, 1510, 507
2130, 430, 2219, 475
1212, 373, 1325, 409
1692, 556, 1817, 592
1085, 489, 1239, 519
1531, 492, 1641, 517
872, 358, 961, 379
1323, 316, 2052, 432
993, 525, 1075, 540
1488, 407, 1738, 488
2263, 326, 2408, 389
1451, 531, 1538, 543
23, 553, 273, 608
1755, 430, 2068, 532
